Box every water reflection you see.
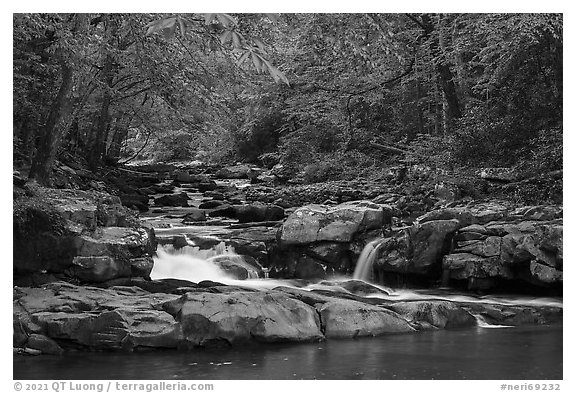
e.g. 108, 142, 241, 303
14, 325, 562, 380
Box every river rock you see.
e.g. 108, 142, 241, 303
75, 227, 155, 260
234, 203, 284, 223
68, 256, 131, 282
207, 255, 262, 280
154, 193, 189, 207
14, 283, 182, 350
162, 291, 324, 345
120, 194, 149, 212
182, 209, 207, 223
199, 200, 225, 209
174, 171, 208, 183
280, 201, 385, 245
388, 301, 477, 329
25, 334, 64, 355
443, 253, 513, 280
409, 219, 460, 273
215, 164, 254, 179
317, 300, 415, 338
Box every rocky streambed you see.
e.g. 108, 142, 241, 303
13, 162, 563, 356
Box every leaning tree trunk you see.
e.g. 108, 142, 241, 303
28, 58, 73, 185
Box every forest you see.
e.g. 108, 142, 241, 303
13, 13, 562, 203
13, 14, 564, 376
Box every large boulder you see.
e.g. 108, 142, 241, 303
279, 201, 385, 245
162, 291, 324, 346
14, 283, 182, 351
317, 300, 415, 338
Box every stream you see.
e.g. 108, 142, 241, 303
13, 176, 563, 380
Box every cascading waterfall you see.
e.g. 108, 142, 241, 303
151, 247, 233, 282
352, 238, 386, 281
151, 241, 260, 281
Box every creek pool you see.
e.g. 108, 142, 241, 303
14, 324, 562, 380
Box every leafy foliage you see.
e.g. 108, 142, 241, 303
14, 13, 562, 204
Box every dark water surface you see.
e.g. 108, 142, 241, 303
14, 325, 562, 380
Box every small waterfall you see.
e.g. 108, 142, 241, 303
151, 244, 261, 282
151, 247, 233, 282
353, 238, 386, 281
471, 313, 513, 329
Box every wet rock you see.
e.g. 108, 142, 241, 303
409, 219, 460, 274
197, 181, 218, 192
234, 203, 284, 223
306, 243, 351, 271
203, 191, 225, 200
26, 334, 64, 355
199, 200, 225, 209
162, 291, 324, 345
317, 300, 415, 338
14, 283, 181, 351
75, 226, 155, 260
455, 236, 502, 257
68, 256, 131, 283
388, 301, 477, 329
280, 201, 385, 245
174, 171, 209, 183
154, 193, 189, 207
129, 257, 154, 278
120, 194, 149, 212
207, 204, 235, 218
182, 209, 207, 223
207, 255, 262, 280
443, 253, 513, 280
335, 280, 390, 296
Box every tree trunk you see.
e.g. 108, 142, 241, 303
28, 59, 73, 185
88, 15, 118, 170
420, 14, 462, 130
106, 113, 130, 163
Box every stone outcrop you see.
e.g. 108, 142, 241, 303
369, 202, 562, 292
14, 187, 156, 283
443, 215, 562, 289
13, 280, 562, 354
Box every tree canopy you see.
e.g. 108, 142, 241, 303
13, 13, 562, 192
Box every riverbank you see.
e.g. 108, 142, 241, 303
13, 161, 563, 356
